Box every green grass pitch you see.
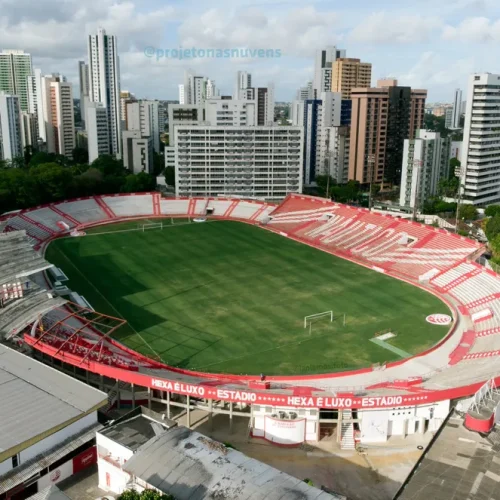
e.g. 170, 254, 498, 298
45, 220, 451, 376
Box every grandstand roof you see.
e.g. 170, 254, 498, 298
122, 422, 339, 499
395, 411, 500, 500
0, 344, 107, 462
0, 231, 53, 285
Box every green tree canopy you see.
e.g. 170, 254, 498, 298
485, 205, 500, 218
117, 489, 175, 500
486, 215, 500, 241
458, 204, 478, 221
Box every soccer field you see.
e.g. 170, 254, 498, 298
45, 220, 451, 375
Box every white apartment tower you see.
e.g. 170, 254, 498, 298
313, 46, 346, 98
178, 84, 185, 105
86, 102, 110, 163
234, 71, 252, 99
78, 61, 90, 129
122, 130, 153, 174
400, 130, 450, 208
461, 73, 500, 205
175, 126, 303, 199
452, 88, 462, 129
0, 50, 33, 111
183, 71, 210, 105
49, 79, 76, 158
0, 93, 23, 160
88, 28, 122, 158
296, 82, 313, 101
126, 100, 162, 153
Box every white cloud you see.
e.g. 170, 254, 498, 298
398, 51, 475, 91
348, 12, 442, 44
442, 17, 500, 42
177, 6, 341, 58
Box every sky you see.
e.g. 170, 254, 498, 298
1, 0, 500, 102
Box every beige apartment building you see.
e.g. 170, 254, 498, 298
331, 58, 372, 99
349, 79, 427, 186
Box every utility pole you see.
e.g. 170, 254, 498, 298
367, 154, 375, 210
412, 159, 423, 222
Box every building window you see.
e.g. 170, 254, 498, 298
12, 454, 19, 468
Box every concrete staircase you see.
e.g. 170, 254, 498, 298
340, 409, 355, 450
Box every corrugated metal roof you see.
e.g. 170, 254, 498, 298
0, 344, 107, 454
123, 426, 341, 499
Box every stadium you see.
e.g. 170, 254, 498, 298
1, 192, 500, 448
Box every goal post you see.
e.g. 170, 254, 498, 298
304, 311, 333, 329
139, 222, 164, 232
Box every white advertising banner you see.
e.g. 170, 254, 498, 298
264, 416, 306, 445
37, 460, 73, 490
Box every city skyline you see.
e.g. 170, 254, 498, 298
0, 0, 499, 102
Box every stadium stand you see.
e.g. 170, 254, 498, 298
102, 194, 153, 217
268, 194, 480, 280
5, 191, 500, 421
0, 231, 66, 338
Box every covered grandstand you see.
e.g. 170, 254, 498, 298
1, 192, 500, 446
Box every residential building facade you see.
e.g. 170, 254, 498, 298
175, 126, 303, 199
400, 130, 451, 208
88, 28, 122, 158
122, 130, 153, 174
313, 46, 346, 98
49, 79, 76, 158
452, 88, 463, 129
78, 61, 90, 129
0, 50, 33, 111
331, 58, 372, 99
126, 100, 163, 152
0, 92, 22, 161
461, 73, 500, 205
349, 79, 427, 186
86, 101, 110, 163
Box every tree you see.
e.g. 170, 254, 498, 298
91, 155, 126, 177
485, 205, 500, 218
117, 489, 174, 500
72, 147, 89, 165
449, 157, 461, 178
458, 204, 478, 221
30, 162, 73, 203
486, 216, 500, 241
153, 152, 165, 176
164, 166, 175, 187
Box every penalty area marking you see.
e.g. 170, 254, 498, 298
369, 337, 411, 359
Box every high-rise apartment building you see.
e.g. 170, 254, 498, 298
331, 58, 372, 99
88, 28, 122, 158
461, 73, 500, 205
0, 93, 23, 160
122, 130, 153, 174
78, 61, 90, 129
291, 92, 344, 185
445, 107, 453, 129
86, 101, 110, 163
296, 82, 313, 101
178, 84, 185, 104
0, 50, 33, 112
28, 73, 74, 156
126, 100, 163, 153
234, 71, 252, 99
49, 79, 76, 158
120, 90, 136, 129
20, 112, 37, 150
175, 126, 302, 199
313, 46, 346, 98
400, 130, 450, 208
451, 88, 463, 129
349, 79, 427, 186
